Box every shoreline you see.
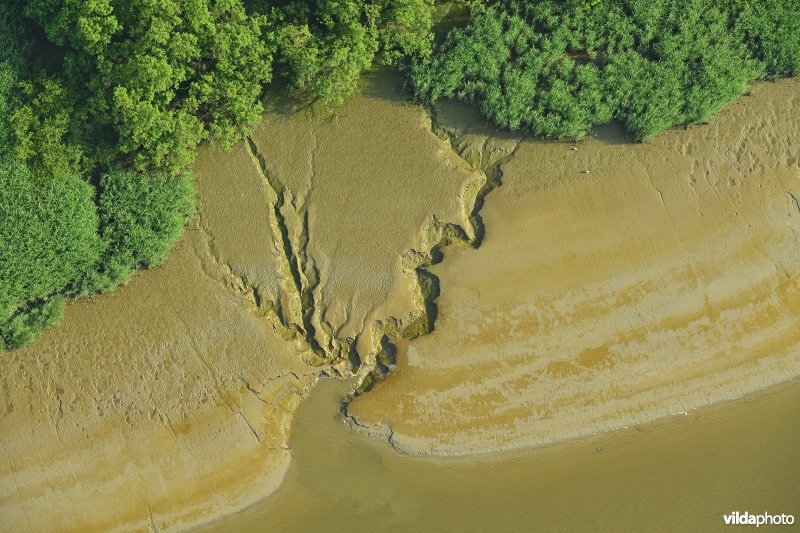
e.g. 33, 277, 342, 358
1, 73, 798, 531
196, 366, 800, 532
345, 77, 800, 458
344, 373, 800, 459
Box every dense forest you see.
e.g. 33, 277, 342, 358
1, 0, 798, 350
412, 0, 800, 139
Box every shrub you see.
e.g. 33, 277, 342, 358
0, 298, 65, 351
0, 0, 29, 152
0, 157, 102, 348
0, 163, 195, 349
734, 0, 800, 76
9, 75, 86, 179
412, 0, 798, 140
77, 168, 196, 292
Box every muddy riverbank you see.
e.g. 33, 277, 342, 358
1, 73, 798, 531
347, 78, 800, 455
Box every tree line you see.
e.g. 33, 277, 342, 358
411, 0, 799, 139
2, 0, 798, 350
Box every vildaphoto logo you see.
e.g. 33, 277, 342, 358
723, 511, 795, 527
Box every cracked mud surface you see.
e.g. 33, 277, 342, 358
0, 71, 488, 531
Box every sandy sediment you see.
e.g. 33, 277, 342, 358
346, 78, 800, 455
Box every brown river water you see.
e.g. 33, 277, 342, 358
200, 377, 800, 532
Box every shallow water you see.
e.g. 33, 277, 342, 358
201, 377, 800, 532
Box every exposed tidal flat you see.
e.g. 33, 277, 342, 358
0, 71, 481, 531
347, 77, 800, 455
1, 73, 799, 531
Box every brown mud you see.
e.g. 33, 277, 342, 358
1, 72, 798, 531
346, 78, 800, 455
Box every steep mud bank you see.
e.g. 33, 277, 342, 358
346, 78, 800, 455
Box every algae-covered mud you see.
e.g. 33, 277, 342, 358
201, 377, 800, 532
347, 78, 800, 455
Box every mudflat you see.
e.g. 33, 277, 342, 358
1, 74, 798, 531
0, 72, 480, 531
347, 78, 800, 455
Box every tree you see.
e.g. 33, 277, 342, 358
26, 0, 275, 173
263, 0, 434, 104
0, 157, 102, 349
9, 75, 86, 179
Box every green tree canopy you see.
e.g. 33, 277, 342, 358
26, 0, 275, 173
1, 0, 437, 350
412, 0, 800, 140
259, 0, 433, 103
